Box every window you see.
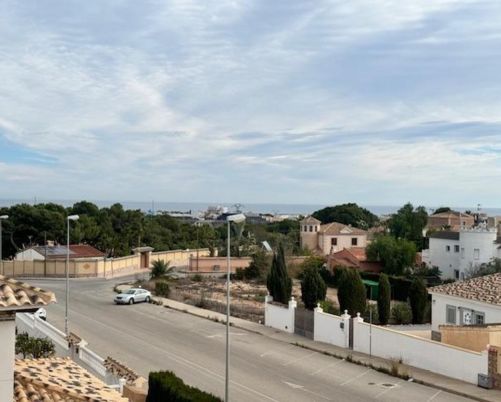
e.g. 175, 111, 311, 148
454, 245, 460, 253
474, 248, 480, 260
314, 226, 317, 232
446, 305, 456, 324
461, 248, 465, 259
474, 312, 485, 325
304, 225, 307, 232
446, 245, 451, 252
309, 226, 313, 232
454, 269, 459, 280
351, 238, 358, 246
331, 238, 338, 246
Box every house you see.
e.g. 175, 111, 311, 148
426, 211, 475, 232
300, 216, 368, 255
15, 244, 106, 261
423, 227, 499, 280
327, 248, 382, 273
429, 273, 501, 333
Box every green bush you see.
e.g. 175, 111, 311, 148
301, 265, 327, 310
192, 274, 203, 282
15, 333, 55, 359
409, 277, 428, 324
337, 269, 366, 316
319, 299, 340, 315
155, 281, 170, 297
146, 371, 222, 402
391, 303, 412, 325
151, 260, 171, 279
359, 271, 412, 302
362, 303, 379, 324
233, 268, 245, 281
377, 273, 391, 325
266, 243, 292, 304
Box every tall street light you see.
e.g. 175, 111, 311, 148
0, 215, 8, 275
225, 213, 246, 402
65, 214, 79, 336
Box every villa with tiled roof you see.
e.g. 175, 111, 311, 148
429, 273, 501, 332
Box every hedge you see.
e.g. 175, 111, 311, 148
146, 371, 222, 402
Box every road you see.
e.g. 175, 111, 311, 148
28, 277, 474, 402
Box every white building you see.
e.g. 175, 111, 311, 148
299, 216, 368, 255
424, 228, 499, 280
429, 273, 501, 332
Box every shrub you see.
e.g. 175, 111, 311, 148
151, 260, 171, 279
300, 266, 327, 310
377, 273, 391, 325
233, 268, 245, 281
409, 277, 428, 324
146, 371, 222, 402
155, 281, 170, 297
266, 243, 292, 304
319, 299, 340, 315
337, 269, 366, 316
246, 250, 270, 281
363, 303, 379, 324
192, 274, 203, 282
391, 303, 412, 324
15, 333, 55, 359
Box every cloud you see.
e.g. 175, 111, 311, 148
0, 1, 501, 207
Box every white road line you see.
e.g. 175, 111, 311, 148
310, 359, 344, 376
282, 351, 316, 366
260, 350, 275, 358
375, 380, 404, 399
339, 368, 371, 386
302, 388, 333, 401
427, 390, 442, 401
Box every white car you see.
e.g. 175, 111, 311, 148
114, 288, 151, 305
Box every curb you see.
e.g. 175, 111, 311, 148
158, 298, 494, 402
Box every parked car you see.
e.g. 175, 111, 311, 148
114, 288, 151, 305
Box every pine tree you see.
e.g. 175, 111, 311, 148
377, 273, 391, 325
409, 277, 428, 324
266, 243, 292, 304
301, 266, 327, 310
337, 269, 366, 316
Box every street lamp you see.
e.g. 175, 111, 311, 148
0, 215, 8, 275
65, 214, 79, 336
225, 213, 245, 402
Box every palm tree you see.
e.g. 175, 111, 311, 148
150, 260, 174, 279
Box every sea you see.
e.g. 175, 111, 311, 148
1, 198, 501, 217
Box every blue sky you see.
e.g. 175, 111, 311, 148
1, 0, 501, 207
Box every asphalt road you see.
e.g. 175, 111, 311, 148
27, 277, 474, 402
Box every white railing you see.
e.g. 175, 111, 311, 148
79, 345, 107, 378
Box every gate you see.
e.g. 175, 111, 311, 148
349, 317, 354, 349
294, 308, 314, 339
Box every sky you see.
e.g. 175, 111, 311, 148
1, 0, 501, 207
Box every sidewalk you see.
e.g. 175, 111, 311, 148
157, 296, 501, 402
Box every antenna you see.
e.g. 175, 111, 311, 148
233, 203, 243, 213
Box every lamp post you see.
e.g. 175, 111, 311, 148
0, 215, 8, 275
225, 213, 246, 402
65, 214, 79, 336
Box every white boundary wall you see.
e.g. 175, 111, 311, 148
264, 295, 296, 333
314, 307, 351, 348
352, 318, 488, 384
16, 313, 69, 355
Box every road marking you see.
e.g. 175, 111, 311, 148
282, 381, 332, 400
260, 350, 275, 357
302, 388, 333, 400
283, 381, 304, 389
339, 368, 371, 386
427, 390, 442, 401
375, 380, 403, 399
206, 334, 222, 338
282, 351, 316, 366
310, 359, 344, 375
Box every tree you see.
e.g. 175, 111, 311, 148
366, 235, 416, 276
433, 207, 451, 214
409, 278, 428, 324
266, 243, 292, 304
245, 250, 270, 281
301, 265, 327, 310
388, 203, 428, 250
15, 333, 55, 358
312, 203, 378, 229
377, 274, 391, 325
150, 260, 173, 279
337, 269, 366, 316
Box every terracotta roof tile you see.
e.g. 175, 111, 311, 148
319, 222, 367, 236
14, 358, 128, 402
300, 216, 321, 225
429, 273, 501, 306
0, 276, 56, 310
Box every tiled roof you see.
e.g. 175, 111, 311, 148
428, 231, 460, 240
0, 276, 56, 310
429, 273, 501, 306
30, 245, 105, 259
300, 216, 321, 225
14, 358, 128, 402
319, 222, 367, 236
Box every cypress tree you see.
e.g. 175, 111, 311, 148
337, 269, 366, 316
409, 277, 428, 324
266, 243, 292, 304
377, 273, 391, 325
301, 266, 327, 310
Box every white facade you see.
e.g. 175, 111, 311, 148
15, 248, 45, 261
318, 231, 367, 254
0, 319, 15, 402
425, 228, 498, 280
430, 292, 501, 332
